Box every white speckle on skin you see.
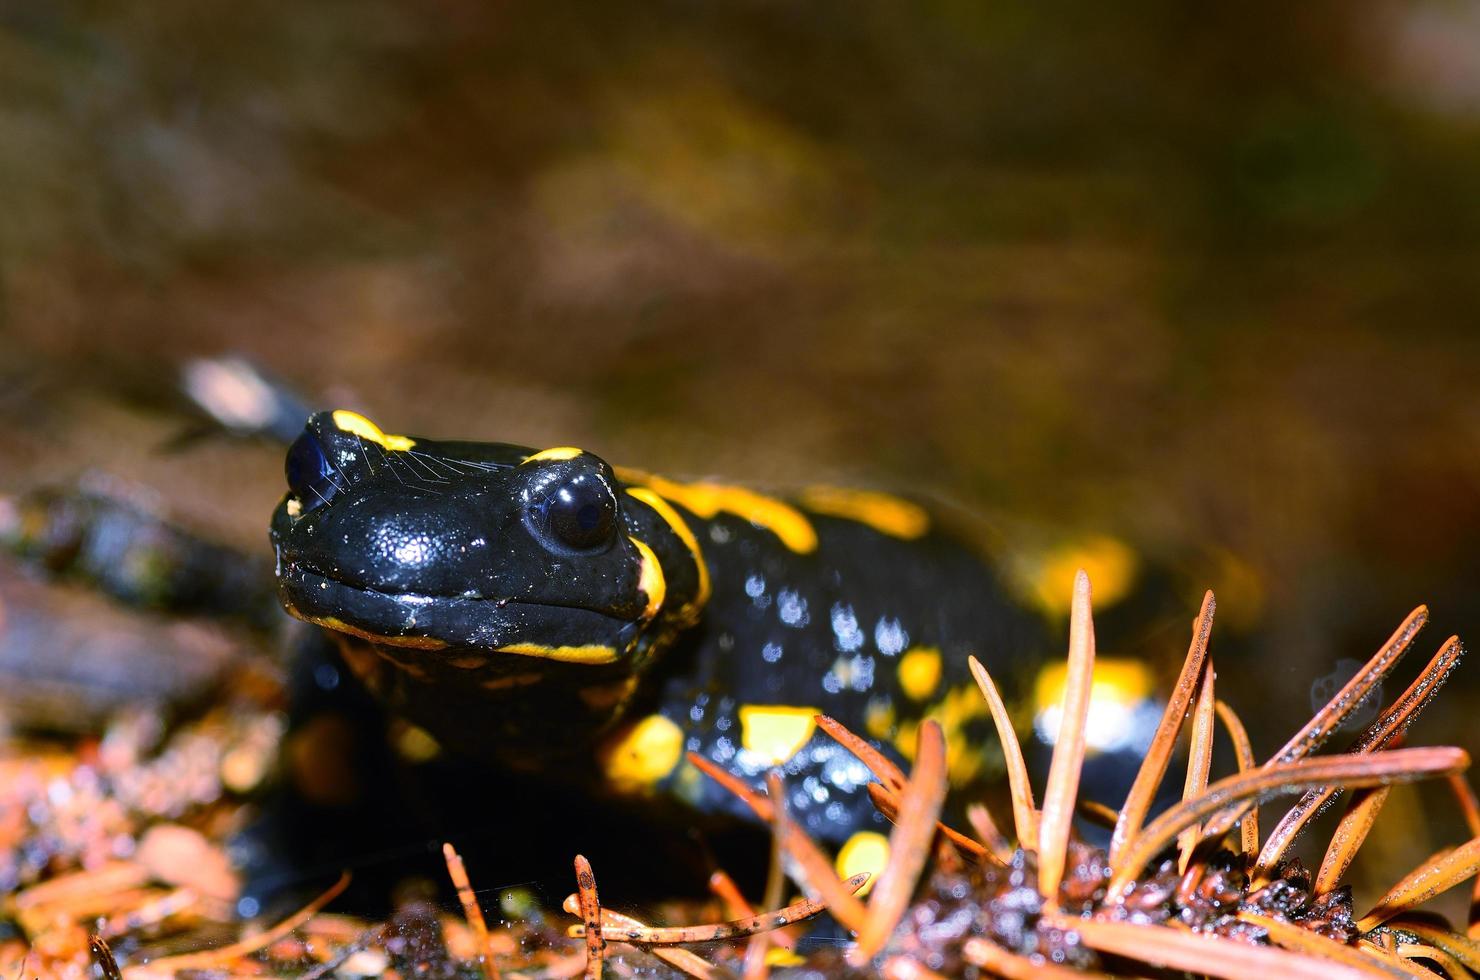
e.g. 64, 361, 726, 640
875, 617, 908, 656
713, 736, 735, 763
831, 603, 865, 652
778, 589, 809, 628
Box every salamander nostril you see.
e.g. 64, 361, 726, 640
285, 432, 339, 510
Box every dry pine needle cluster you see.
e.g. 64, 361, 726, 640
7, 572, 1480, 979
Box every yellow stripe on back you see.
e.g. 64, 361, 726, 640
798, 486, 930, 540
330, 410, 417, 451
619, 470, 818, 554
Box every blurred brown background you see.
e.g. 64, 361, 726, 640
2, 3, 1479, 776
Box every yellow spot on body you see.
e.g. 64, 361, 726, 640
896, 682, 992, 782
629, 536, 666, 620
673, 758, 705, 804
864, 699, 896, 740
577, 676, 639, 712
1034, 657, 1153, 714
798, 486, 930, 539
938, 683, 994, 785
1209, 548, 1266, 631
284, 497, 302, 518
764, 947, 805, 968
828, 656, 860, 689
835, 831, 890, 896
892, 719, 920, 761
330, 410, 417, 451
601, 714, 684, 794
621, 470, 817, 554
897, 646, 942, 701
946, 731, 983, 785
496, 642, 619, 665
479, 673, 543, 692
521, 446, 584, 464
1024, 535, 1138, 617
738, 705, 820, 765
332, 636, 387, 691
1033, 657, 1155, 754
948, 681, 989, 718
937, 683, 990, 741
392, 722, 442, 762
626, 486, 711, 616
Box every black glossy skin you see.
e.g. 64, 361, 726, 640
271, 412, 1049, 841
646, 506, 1048, 838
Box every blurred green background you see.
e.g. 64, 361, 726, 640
2, 2, 1479, 784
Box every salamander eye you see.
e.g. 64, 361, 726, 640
537, 472, 617, 552
285, 432, 339, 510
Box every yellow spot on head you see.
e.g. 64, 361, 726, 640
835, 831, 889, 897
330, 410, 417, 451
496, 642, 619, 665
521, 446, 584, 464
738, 705, 820, 765
897, 646, 942, 701
1024, 535, 1139, 617
629, 536, 666, 620
629, 473, 817, 554
626, 486, 711, 615
798, 486, 930, 539
601, 714, 683, 795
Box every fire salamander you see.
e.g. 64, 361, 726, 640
271, 410, 1049, 869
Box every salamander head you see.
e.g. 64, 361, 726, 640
270, 411, 695, 679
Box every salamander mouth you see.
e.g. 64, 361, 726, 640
277, 559, 643, 666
